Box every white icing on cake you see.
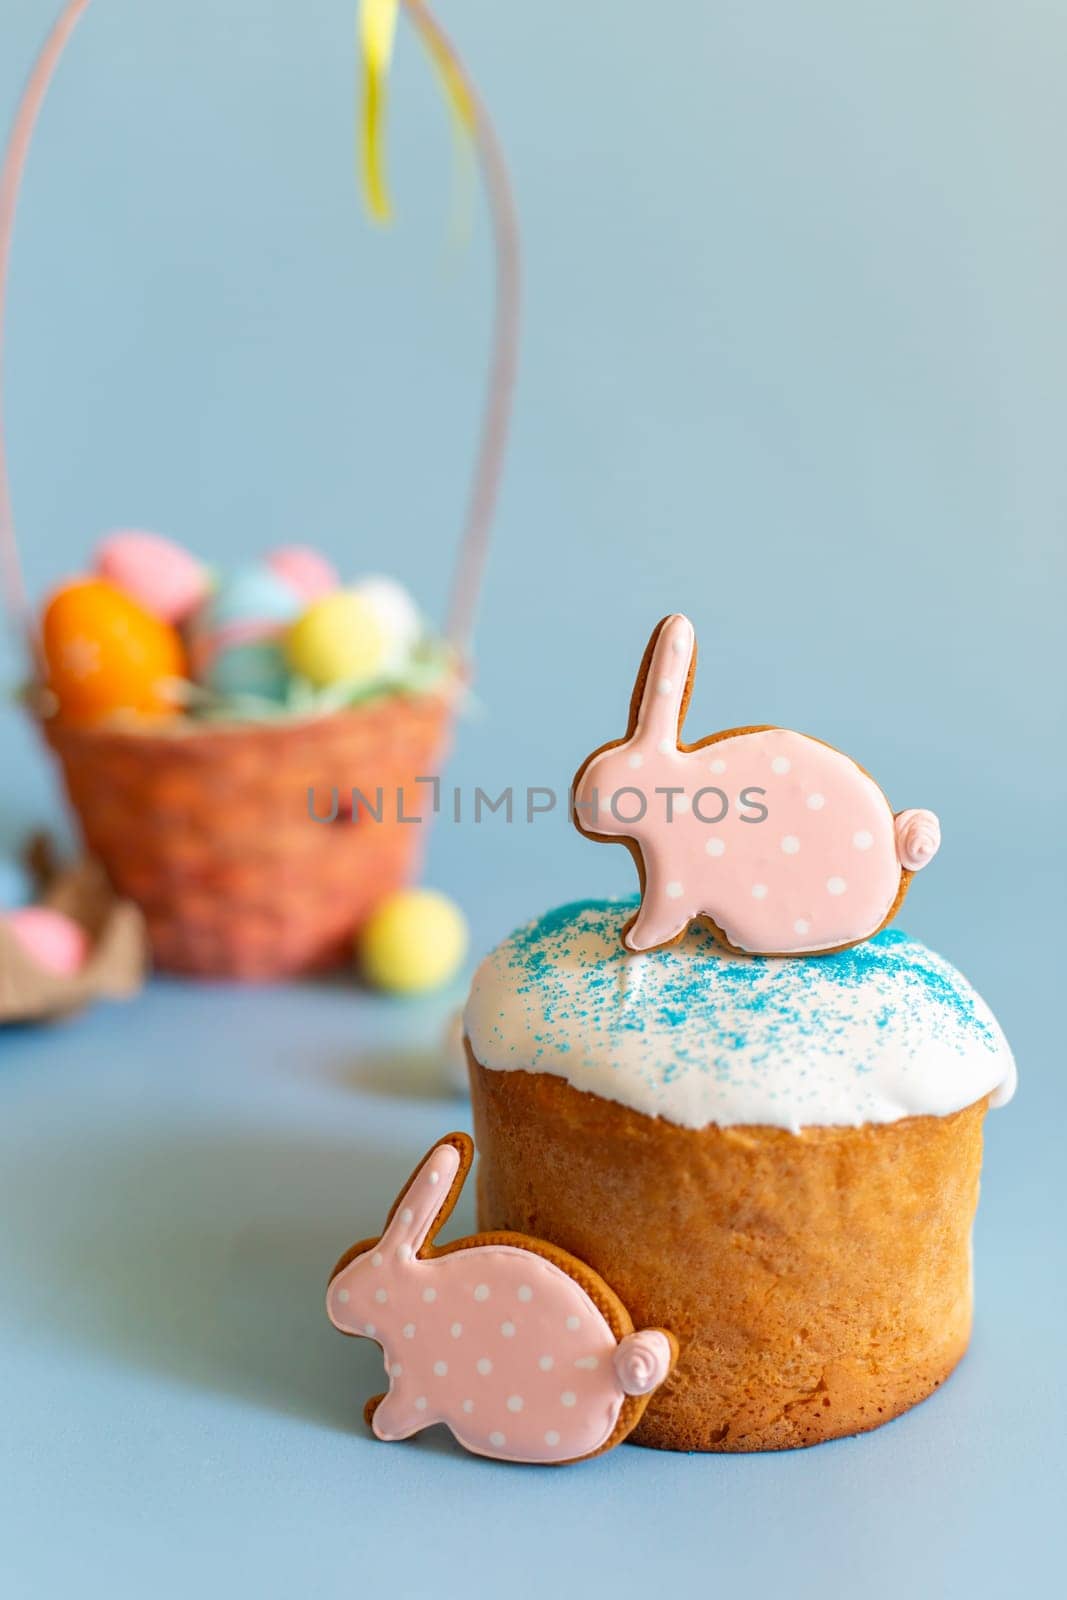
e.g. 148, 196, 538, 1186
463, 899, 1016, 1132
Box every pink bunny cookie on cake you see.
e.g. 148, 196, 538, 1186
326, 1133, 677, 1464
573, 613, 941, 956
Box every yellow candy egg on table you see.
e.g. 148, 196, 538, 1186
285, 590, 387, 689
360, 889, 469, 994
41, 578, 187, 725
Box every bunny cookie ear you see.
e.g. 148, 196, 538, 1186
379, 1134, 471, 1259
630, 614, 696, 753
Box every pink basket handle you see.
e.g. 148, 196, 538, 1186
0, 0, 519, 675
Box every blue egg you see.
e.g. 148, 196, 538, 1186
208, 640, 292, 700
0, 854, 34, 911
204, 567, 302, 629
189, 566, 301, 700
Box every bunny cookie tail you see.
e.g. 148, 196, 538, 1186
613, 1329, 674, 1397
894, 809, 941, 873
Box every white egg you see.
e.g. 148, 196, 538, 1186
355, 577, 421, 670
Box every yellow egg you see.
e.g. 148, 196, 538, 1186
285, 590, 386, 688
359, 889, 469, 994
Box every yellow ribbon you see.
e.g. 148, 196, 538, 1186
358, 0, 477, 225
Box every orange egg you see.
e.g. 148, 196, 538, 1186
41, 578, 188, 725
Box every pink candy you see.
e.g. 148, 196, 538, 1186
4, 907, 88, 976
95, 530, 209, 624
267, 545, 339, 605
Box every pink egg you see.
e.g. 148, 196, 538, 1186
267, 545, 340, 604
5, 907, 89, 976
96, 530, 210, 624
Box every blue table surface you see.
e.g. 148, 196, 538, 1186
2, 0, 1065, 1593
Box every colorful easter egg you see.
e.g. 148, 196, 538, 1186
285, 589, 386, 689
188, 566, 301, 700
42, 579, 187, 724
359, 888, 468, 994
267, 545, 339, 605
355, 575, 422, 670
0, 855, 34, 912
95, 530, 209, 624
5, 906, 88, 976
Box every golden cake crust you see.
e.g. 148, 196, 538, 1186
467, 1049, 988, 1452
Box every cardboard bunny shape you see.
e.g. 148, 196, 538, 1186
573, 613, 940, 956
327, 1133, 677, 1464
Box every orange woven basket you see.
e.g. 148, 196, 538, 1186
43, 695, 453, 979
1, 1, 519, 979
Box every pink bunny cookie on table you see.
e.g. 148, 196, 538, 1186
573, 613, 941, 956
326, 1133, 677, 1465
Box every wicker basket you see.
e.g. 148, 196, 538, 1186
41, 691, 453, 979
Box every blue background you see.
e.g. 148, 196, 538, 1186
1, 1, 1063, 1594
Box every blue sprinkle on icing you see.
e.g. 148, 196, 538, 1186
465, 898, 1014, 1130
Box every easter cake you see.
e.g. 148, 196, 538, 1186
462, 614, 1017, 1452
464, 907, 1015, 1451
